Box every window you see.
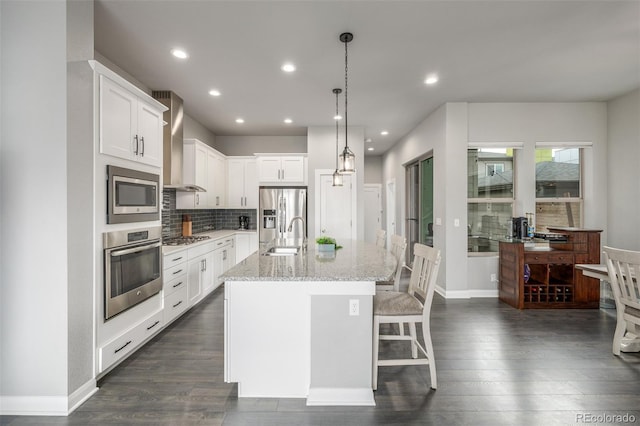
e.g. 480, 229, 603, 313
468, 148, 514, 253
534, 148, 582, 232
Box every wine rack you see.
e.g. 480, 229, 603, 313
498, 228, 602, 309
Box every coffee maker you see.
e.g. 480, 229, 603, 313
512, 217, 529, 239
239, 215, 249, 230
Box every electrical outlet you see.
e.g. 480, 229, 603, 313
491, 273, 497, 282
454, 218, 460, 227
349, 299, 359, 316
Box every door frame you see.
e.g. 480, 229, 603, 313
386, 178, 396, 249
315, 169, 357, 240
363, 184, 383, 243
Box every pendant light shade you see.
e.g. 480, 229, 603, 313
332, 88, 343, 186
338, 32, 356, 174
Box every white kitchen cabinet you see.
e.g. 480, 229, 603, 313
257, 155, 305, 184
99, 75, 163, 167
235, 232, 258, 262
163, 250, 188, 325
187, 250, 215, 306
177, 139, 226, 209
99, 310, 163, 373
227, 157, 258, 208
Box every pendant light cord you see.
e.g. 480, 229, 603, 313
344, 37, 348, 151
335, 90, 340, 169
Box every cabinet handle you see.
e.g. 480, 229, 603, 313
172, 281, 183, 288
146, 320, 160, 331
281, 169, 284, 180
216, 196, 220, 206
196, 194, 200, 205
172, 256, 184, 262
217, 241, 223, 246
278, 169, 281, 180
140, 136, 145, 157
114, 340, 132, 354
133, 135, 139, 155
172, 269, 183, 275
173, 300, 183, 308
223, 249, 227, 261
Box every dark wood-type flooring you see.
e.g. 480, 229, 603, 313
2, 280, 640, 425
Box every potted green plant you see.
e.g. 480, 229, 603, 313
315, 236, 340, 252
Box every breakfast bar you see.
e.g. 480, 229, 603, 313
221, 240, 397, 406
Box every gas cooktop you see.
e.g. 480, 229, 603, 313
163, 235, 211, 246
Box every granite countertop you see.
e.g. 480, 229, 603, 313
162, 229, 257, 255
222, 239, 397, 282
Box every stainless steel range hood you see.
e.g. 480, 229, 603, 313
152, 90, 205, 192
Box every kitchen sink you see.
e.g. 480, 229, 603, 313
263, 246, 300, 256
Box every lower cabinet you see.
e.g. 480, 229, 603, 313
163, 249, 189, 326
187, 243, 216, 306
99, 310, 163, 372
235, 233, 259, 262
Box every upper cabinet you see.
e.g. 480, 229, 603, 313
177, 139, 227, 209
227, 157, 258, 208
256, 155, 305, 185
98, 74, 164, 168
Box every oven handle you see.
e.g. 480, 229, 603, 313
110, 241, 161, 257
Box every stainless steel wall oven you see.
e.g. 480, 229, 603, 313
103, 226, 162, 319
107, 165, 160, 224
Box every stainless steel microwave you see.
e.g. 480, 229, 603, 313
107, 165, 160, 224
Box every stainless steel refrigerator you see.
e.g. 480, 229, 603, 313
259, 187, 307, 243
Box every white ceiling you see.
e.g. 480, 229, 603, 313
95, 0, 640, 155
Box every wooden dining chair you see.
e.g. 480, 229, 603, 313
373, 242, 441, 390
375, 229, 387, 248
603, 246, 640, 356
375, 234, 407, 292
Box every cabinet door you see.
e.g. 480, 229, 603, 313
235, 234, 250, 262
201, 251, 216, 295
212, 247, 225, 287
227, 159, 246, 208
257, 157, 282, 182
99, 75, 137, 161
280, 157, 304, 182
244, 160, 259, 208
136, 101, 163, 167
187, 255, 204, 306
210, 152, 226, 207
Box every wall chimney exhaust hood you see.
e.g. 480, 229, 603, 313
151, 90, 205, 192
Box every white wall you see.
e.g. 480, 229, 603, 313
184, 114, 216, 148
363, 155, 382, 184
382, 102, 608, 297
607, 89, 640, 250
215, 135, 307, 156
1, 0, 69, 407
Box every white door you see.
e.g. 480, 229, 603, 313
136, 101, 163, 167
386, 179, 396, 248
318, 173, 355, 241
363, 184, 382, 244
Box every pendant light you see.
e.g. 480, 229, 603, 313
332, 88, 343, 186
338, 32, 356, 174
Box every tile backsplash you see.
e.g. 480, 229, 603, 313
162, 189, 257, 238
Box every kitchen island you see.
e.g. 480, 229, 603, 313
221, 240, 397, 406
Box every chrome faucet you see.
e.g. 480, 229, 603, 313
287, 216, 307, 250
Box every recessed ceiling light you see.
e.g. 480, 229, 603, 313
284, 118, 293, 124
333, 114, 343, 120
208, 89, 221, 97
365, 138, 372, 143
380, 130, 389, 136
281, 63, 296, 73
368, 147, 375, 151
235, 118, 244, 124
171, 48, 188, 59
425, 75, 439, 85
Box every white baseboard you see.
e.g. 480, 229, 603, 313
0, 379, 97, 416
306, 387, 376, 406
435, 285, 498, 299
68, 379, 98, 413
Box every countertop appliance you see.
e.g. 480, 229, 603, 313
512, 217, 529, 240
163, 235, 211, 246
239, 215, 249, 230
103, 226, 162, 319
107, 165, 160, 224
259, 187, 307, 243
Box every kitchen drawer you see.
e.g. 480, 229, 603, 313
99, 310, 164, 372
524, 252, 551, 264
164, 284, 188, 325
547, 252, 574, 264
164, 250, 188, 270
164, 263, 187, 282
164, 273, 187, 297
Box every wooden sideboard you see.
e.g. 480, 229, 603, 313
499, 227, 602, 309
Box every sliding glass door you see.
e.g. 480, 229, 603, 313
405, 155, 434, 264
